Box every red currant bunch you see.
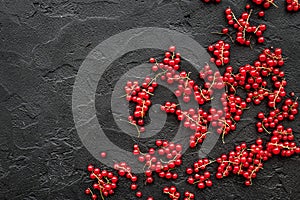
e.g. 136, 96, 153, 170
199, 64, 225, 88
174, 107, 209, 147
150, 47, 197, 104
208, 40, 231, 67
257, 97, 298, 134
266, 126, 300, 156
225, 8, 266, 46
169, 71, 194, 103
184, 191, 195, 200
113, 162, 138, 182
85, 165, 118, 199
124, 46, 183, 136
134, 140, 182, 181
126, 78, 155, 135
215, 141, 270, 186
215, 93, 249, 142
254, 48, 284, 76
163, 186, 180, 200
186, 158, 214, 189
252, 0, 278, 9
286, 0, 300, 11
160, 102, 178, 113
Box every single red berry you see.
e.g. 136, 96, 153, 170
169, 46, 176, 52
258, 11, 265, 17
101, 152, 107, 158
136, 191, 142, 198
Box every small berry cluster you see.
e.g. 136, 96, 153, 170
113, 162, 139, 191
208, 40, 231, 67
198, 65, 225, 100
286, 0, 300, 11
186, 158, 214, 189
225, 8, 266, 46
85, 165, 118, 200
151, 47, 198, 103
184, 191, 195, 200
215, 140, 269, 186
134, 141, 182, 181
163, 186, 180, 200
250, 0, 300, 13
160, 101, 178, 113
251, 0, 278, 9
256, 98, 298, 134
125, 78, 154, 134
113, 162, 146, 198
217, 93, 248, 141
124, 46, 182, 136
255, 48, 285, 107
254, 48, 284, 77
160, 101, 210, 148
172, 72, 195, 103
267, 126, 300, 156
174, 107, 210, 147
256, 96, 299, 157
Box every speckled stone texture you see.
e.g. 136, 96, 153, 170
0, 0, 299, 200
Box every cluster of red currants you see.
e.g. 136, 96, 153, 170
83, 0, 300, 198
207, 40, 231, 67
217, 93, 247, 140
125, 46, 183, 136
186, 158, 213, 189
125, 78, 154, 135
160, 101, 178, 113
113, 162, 139, 192
197, 64, 225, 101
251, 0, 299, 12
257, 97, 298, 134
286, 0, 300, 11
207, 0, 299, 13
225, 8, 266, 45
257, 97, 299, 156
251, 0, 278, 9
156, 44, 299, 183
215, 140, 269, 186
163, 186, 180, 200
251, 48, 285, 107
133, 140, 182, 182
175, 107, 210, 148
183, 191, 195, 200
85, 165, 118, 200
85, 38, 299, 199
171, 71, 195, 103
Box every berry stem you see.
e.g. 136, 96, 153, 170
262, 123, 271, 134
267, 0, 278, 8
147, 69, 168, 87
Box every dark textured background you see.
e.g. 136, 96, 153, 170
0, 0, 300, 200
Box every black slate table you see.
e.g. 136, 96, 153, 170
0, 0, 299, 200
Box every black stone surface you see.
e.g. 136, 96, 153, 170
0, 0, 299, 200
